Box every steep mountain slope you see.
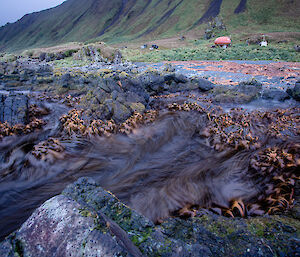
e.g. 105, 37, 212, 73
0, 0, 299, 52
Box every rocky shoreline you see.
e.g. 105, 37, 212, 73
0, 56, 299, 256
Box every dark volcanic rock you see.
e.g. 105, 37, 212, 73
287, 80, 300, 101
262, 89, 290, 101
60, 73, 72, 88
140, 74, 165, 94
1, 177, 299, 257
0, 93, 28, 125
192, 77, 215, 91
212, 80, 262, 104
112, 102, 132, 123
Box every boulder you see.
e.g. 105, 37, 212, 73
262, 89, 290, 101
139, 74, 165, 94
287, 80, 300, 101
1, 177, 299, 257
192, 78, 215, 91
174, 74, 189, 84
0, 93, 29, 125
212, 80, 262, 104
112, 102, 132, 123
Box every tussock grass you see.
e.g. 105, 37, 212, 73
122, 42, 300, 63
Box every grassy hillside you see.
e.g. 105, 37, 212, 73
0, 0, 299, 52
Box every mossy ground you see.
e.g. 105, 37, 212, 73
122, 42, 300, 63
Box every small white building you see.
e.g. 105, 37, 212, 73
260, 35, 268, 47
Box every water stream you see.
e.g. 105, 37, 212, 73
0, 98, 299, 241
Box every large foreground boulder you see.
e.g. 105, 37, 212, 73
1, 177, 299, 256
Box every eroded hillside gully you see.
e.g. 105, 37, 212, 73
0, 59, 299, 244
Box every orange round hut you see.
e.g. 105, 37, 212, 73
214, 36, 231, 48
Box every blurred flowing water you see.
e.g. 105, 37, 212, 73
0, 102, 298, 241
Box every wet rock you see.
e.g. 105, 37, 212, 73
0, 93, 28, 125
262, 89, 290, 101
212, 80, 262, 104
60, 73, 72, 88
112, 102, 132, 122
287, 80, 300, 101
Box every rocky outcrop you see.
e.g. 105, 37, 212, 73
262, 89, 290, 101
1, 177, 299, 256
73, 43, 122, 64
0, 93, 28, 125
287, 80, 300, 101
211, 79, 263, 104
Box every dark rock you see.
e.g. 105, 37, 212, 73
164, 73, 176, 84
174, 74, 189, 84
287, 80, 300, 101
60, 73, 72, 88
103, 99, 114, 119
95, 91, 107, 104
163, 63, 176, 72
0, 93, 28, 125
212, 81, 262, 104
120, 78, 149, 103
192, 77, 215, 91
45, 53, 55, 62
99, 78, 121, 93
36, 64, 53, 75
139, 74, 165, 94
55, 52, 65, 60
112, 102, 132, 122
113, 50, 122, 64
111, 90, 119, 100
19, 70, 29, 82
262, 89, 290, 101
39, 52, 46, 61
125, 91, 147, 105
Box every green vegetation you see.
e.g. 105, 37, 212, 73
122, 42, 300, 62
52, 57, 90, 68
0, 0, 299, 53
